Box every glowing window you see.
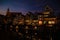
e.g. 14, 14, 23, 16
33, 20, 38, 22
44, 21, 46, 24
34, 26, 37, 29
51, 21, 55, 24
48, 21, 52, 24
25, 20, 30, 22
39, 18, 42, 20
43, 12, 50, 14
10, 25, 13, 28
39, 15, 42, 17
25, 26, 29, 29
16, 26, 19, 29
44, 15, 48, 17
32, 23, 35, 25
48, 21, 55, 24
19, 22, 23, 24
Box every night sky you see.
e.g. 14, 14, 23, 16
0, 0, 60, 15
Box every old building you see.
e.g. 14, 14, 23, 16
37, 5, 57, 27
5, 5, 57, 26
6, 8, 24, 25
24, 12, 32, 25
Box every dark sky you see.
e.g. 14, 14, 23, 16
0, 0, 60, 15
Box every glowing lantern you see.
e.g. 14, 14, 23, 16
39, 21, 42, 25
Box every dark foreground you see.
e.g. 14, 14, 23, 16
0, 25, 60, 40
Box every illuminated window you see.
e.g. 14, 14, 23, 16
18, 22, 23, 24
48, 21, 55, 24
39, 21, 42, 25
33, 20, 38, 22
39, 18, 42, 20
18, 32, 22, 36
25, 26, 29, 29
48, 21, 52, 24
25, 20, 30, 22
16, 26, 19, 29
51, 21, 55, 24
39, 15, 42, 17
34, 26, 37, 29
44, 15, 48, 17
32, 23, 35, 26
10, 25, 13, 31
16, 26, 19, 32
44, 21, 46, 24
43, 12, 50, 14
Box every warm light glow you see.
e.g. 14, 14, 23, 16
18, 32, 22, 36
10, 25, 13, 31
16, 26, 19, 32
44, 15, 48, 17
32, 23, 35, 26
39, 18, 42, 20
39, 15, 42, 17
44, 18, 56, 21
44, 21, 46, 24
48, 21, 52, 24
33, 20, 38, 22
51, 21, 55, 24
18, 22, 23, 24
43, 12, 50, 14
25, 26, 29, 29
48, 21, 55, 24
34, 26, 37, 29
25, 20, 31, 25
16, 26, 19, 29
25, 20, 30, 22
39, 21, 42, 25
